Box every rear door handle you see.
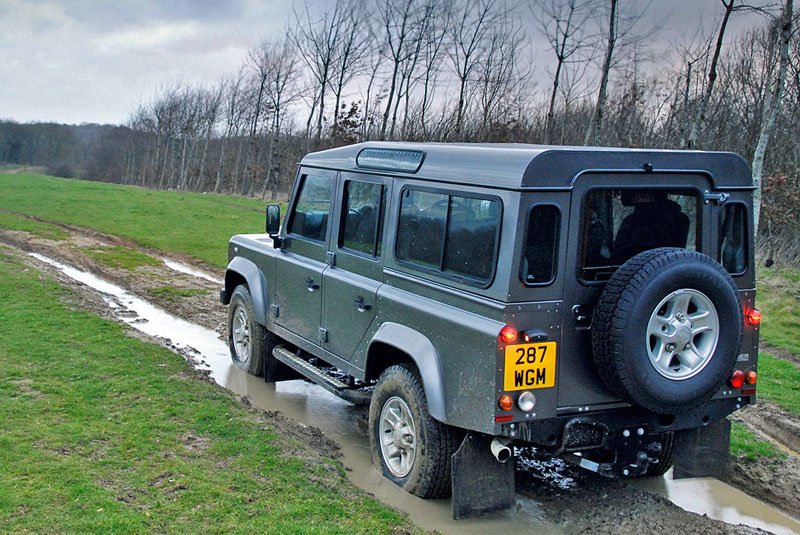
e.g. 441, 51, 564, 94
305, 277, 320, 291
354, 296, 372, 312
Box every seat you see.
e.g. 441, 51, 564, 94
612, 194, 690, 265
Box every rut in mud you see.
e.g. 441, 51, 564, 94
2, 221, 800, 534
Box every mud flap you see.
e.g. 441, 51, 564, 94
450, 433, 515, 519
672, 418, 730, 479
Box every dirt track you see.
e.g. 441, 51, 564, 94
2, 220, 799, 534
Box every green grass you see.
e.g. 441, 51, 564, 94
756, 267, 800, 356
757, 353, 800, 415
0, 173, 280, 268
729, 422, 785, 461
85, 246, 161, 270
148, 286, 210, 301
0, 250, 413, 533
0, 211, 69, 240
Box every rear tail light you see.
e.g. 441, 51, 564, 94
744, 369, 757, 385
745, 309, 762, 326
499, 325, 518, 345
729, 370, 744, 389
498, 395, 513, 411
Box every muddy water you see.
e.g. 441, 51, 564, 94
28, 252, 800, 535
632, 476, 800, 535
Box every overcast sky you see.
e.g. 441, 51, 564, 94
0, 0, 766, 126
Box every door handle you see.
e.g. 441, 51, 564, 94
354, 296, 372, 312
305, 277, 320, 291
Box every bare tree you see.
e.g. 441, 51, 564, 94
291, 0, 346, 144
753, 0, 794, 232
534, 0, 595, 144
448, 0, 505, 139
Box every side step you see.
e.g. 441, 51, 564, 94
272, 346, 372, 405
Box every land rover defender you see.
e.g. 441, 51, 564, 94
221, 142, 759, 517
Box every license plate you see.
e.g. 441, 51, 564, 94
503, 342, 557, 391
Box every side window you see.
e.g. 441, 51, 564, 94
340, 181, 384, 257
396, 189, 447, 269
288, 174, 333, 242
521, 205, 560, 285
581, 189, 699, 281
396, 188, 501, 285
720, 203, 748, 275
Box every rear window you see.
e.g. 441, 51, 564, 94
581, 189, 699, 281
395, 188, 501, 286
720, 203, 748, 275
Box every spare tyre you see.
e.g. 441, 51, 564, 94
592, 248, 742, 414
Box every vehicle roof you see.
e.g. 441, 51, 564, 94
299, 142, 752, 189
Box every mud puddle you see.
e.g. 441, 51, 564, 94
26, 251, 800, 535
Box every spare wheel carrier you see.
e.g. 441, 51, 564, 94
592, 247, 743, 414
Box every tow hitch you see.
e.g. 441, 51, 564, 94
563, 426, 666, 477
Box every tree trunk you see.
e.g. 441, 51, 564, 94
585, 0, 617, 146
752, 0, 793, 237
687, 0, 735, 149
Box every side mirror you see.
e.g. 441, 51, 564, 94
265, 204, 282, 247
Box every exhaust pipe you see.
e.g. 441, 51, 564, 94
490, 437, 512, 463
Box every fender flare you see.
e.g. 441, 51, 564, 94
369, 322, 447, 422
224, 256, 269, 325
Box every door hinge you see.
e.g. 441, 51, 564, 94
270, 304, 280, 318
326, 251, 336, 266
704, 191, 729, 204
318, 327, 328, 343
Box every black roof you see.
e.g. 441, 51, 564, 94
299, 142, 752, 189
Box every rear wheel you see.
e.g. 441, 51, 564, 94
369, 364, 460, 498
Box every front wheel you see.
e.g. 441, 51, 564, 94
228, 285, 273, 376
369, 364, 460, 498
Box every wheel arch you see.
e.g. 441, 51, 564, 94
366, 323, 447, 423
224, 256, 269, 325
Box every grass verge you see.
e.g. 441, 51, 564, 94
0, 173, 281, 267
757, 353, 800, 415
756, 267, 800, 357
0, 211, 69, 241
729, 422, 785, 461
85, 246, 161, 270
0, 249, 413, 534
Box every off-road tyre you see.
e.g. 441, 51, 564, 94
228, 285, 279, 376
592, 248, 742, 414
369, 364, 460, 498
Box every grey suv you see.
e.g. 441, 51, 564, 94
221, 142, 759, 517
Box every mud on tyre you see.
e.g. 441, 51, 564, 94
592, 248, 743, 414
369, 364, 461, 499
228, 285, 279, 376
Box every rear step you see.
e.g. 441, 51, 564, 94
272, 346, 372, 405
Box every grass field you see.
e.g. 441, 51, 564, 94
0, 173, 275, 268
0, 247, 412, 533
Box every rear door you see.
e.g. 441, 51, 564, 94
559, 173, 713, 410
274, 169, 335, 345
322, 174, 388, 360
